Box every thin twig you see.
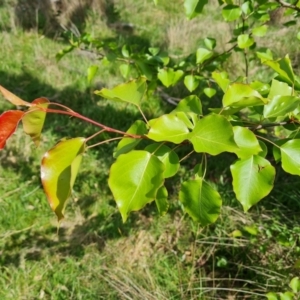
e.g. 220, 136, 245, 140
275, 0, 300, 12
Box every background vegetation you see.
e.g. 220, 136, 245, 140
1, 0, 300, 299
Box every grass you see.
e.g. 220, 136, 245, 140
1, 1, 300, 299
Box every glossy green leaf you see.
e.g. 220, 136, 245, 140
41, 137, 86, 221
184, 0, 208, 20
87, 65, 98, 84
204, 37, 216, 50
179, 178, 222, 225
121, 45, 130, 58
173, 111, 194, 129
263, 55, 295, 85
233, 126, 262, 158
252, 25, 268, 37
266, 292, 278, 300
238, 34, 254, 49
172, 95, 202, 115
241, 1, 253, 14
231, 155, 275, 211
263, 96, 300, 118
147, 114, 190, 143
114, 120, 147, 158
204, 87, 216, 98
196, 48, 213, 64
22, 98, 49, 146
95, 77, 147, 106
280, 140, 300, 175
250, 81, 270, 96
145, 144, 179, 178
184, 75, 200, 92
222, 5, 242, 21
108, 150, 165, 222
119, 64, 130, 79
279, 292, 294, 300
212, 71, 230, 92
189, 114, 238, 155
158, 68, 184, 87
258, 140, 268, 157
256, 49, 273, 63
268, 79, 292, 98
223, 83, 265, 107
155, 186, 169, 215
0, 110, 24, 150
290, 276, 300, 293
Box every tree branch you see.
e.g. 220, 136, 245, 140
275, 0, 300, 12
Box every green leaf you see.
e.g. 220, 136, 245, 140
222, 5, 242, 21
250, 81, 270, 96
119, 64, 130, 79
256, 49, 273, 62
184, 0, 208, 20
184, 75, 200, 92
189, 114, 238, 155
258, 140, 268, 157
173, 111, 194, 129
158, 68, 184, 87
145, 144, 179, 178
263, 55, 295, 85
230, 155, 275, 212
252, 25, 268, 37
114, 120, 148, 158
266, 292, 278, 300
147, 114, 190, 144
241, 1, 253, 14
155, 186, 169, 215
22, 98, 49, 146
233, 126, 262, 158
238, 34, 254, 49
121, 45, 130, 58
212, 71, 230, 92
108, 150, 165, 222
87, 65, 98, 84
204, 87, 216, 98
41, 138, 86, 221
172, 95, 202, 115
223, 83, 266, 107
268, 79, 292, 98
263, 96, 300, 118
280, 139, 300, 175
179, 178, 222, 226
95, 77, 147, 106
279, 292, 294, 300
290, 277, 300, 293
204, 37, 216, 50
196, 48, 213, 64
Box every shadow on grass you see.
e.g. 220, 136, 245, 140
0, 68, 163, 267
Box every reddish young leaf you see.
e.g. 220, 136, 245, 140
41, 137, 86, 221
22, 98, 50, 146
0, 85, 32, 107
0, 110, 25, 150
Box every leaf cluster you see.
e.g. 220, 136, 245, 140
2, 0, 300, 227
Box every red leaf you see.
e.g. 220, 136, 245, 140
0, 86, 32, 107
0, 110, 25, 149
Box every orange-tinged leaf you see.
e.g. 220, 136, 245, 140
0, 85, 32, 107
22, 98, 49, 146
41, 137, 86, 221
0, 110, 24, 149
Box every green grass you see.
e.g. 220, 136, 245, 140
1, 1, 300, 299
